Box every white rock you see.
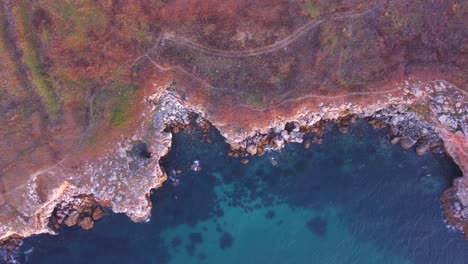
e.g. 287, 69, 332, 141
438, 115, 448, 124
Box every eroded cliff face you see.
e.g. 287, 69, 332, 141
0, 0, 467, 241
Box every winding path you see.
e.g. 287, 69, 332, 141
141, 53, 467, 112
161, 6, 382, 58
236, 80, 467, 112
22, 0, 463, 190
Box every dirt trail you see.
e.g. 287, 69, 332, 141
162, 6, 382, 58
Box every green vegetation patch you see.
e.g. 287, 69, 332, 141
19, 1, 61, 120
111, 86, 138, 128
52, 0, 106, 31
408, 104, 431, 121
245, 92, 263, 108
305, 0, 320, 18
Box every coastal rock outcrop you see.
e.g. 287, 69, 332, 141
0, 0, 467, 245
48, 195, 102, 230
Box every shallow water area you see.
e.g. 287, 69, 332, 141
15, 120, 467, 264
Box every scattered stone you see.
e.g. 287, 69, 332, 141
198, 118, 211, 132
441, 183, 468, 239
0, 235, 22, 263
231, 144, 241, 151
289, 131, 304, 143
49, 195, 104, 230
368, 118, 387, 129
269, 157, 278, 167
169, 176, 180, 186
271, 135, 284, 148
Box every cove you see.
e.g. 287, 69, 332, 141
16, 120, 467, 264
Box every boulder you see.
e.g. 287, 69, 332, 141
64, 211, 80, 227
400, 137, 417, 149
78, 217, 94, 230
92, 207, 103, 221
338, 125, 349, 134
416, 141, 431, 156
246, 144, 257, 155
390, 137, 400, 145
304, 140, 311, 149
390, 126, 399, 137
190, 160, 202, 171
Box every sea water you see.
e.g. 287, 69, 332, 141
16, 120, 467, 264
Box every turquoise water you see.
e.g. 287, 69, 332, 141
15, 120, 467, 263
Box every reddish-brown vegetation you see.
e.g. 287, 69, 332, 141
0, 0, 466, 240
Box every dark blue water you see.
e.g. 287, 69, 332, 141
16, 120, 467, 263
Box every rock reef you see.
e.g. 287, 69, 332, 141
0, 0, 467, 244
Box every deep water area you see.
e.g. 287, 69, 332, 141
16, 120, 467, 264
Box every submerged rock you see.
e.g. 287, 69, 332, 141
306, 216, 327, 237
219, 232, 234, 250
416, 140, 431, 156
442, 182, 468, 239
78, 217, 94, 230
191, 160, 202, 172
1, 0, 467, 242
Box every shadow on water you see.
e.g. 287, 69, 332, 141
17, 120, 467, 264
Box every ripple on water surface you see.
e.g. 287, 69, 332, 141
19, 120, 467, 264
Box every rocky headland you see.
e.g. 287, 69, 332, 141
0, 0, 467, 249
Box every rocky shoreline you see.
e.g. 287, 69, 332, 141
215, 80, 468, 238
173, 79, 467, 238
1, 79, 467, 254
2, 2, 468, 263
